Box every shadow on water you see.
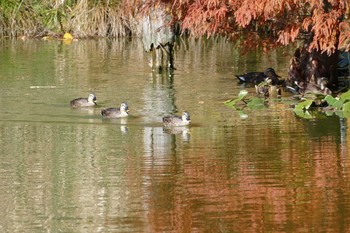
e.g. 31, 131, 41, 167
299, 114, 344, 139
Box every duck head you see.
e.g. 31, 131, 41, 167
317, 77, 329, 90
182, 111, 191, 122
120, 102, 129, 112
88, 93, 97, 103
264, 68, 282, 85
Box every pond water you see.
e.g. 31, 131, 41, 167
0, 38, 349, 232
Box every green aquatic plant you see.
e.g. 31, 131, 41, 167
226, 89, 350, 119
224, 90, 266, 111
293, 89, 350, 119
324, 90, 350, 118
294, 99, 314, 111
293, 99, 314, 119
224, 90, 248, 108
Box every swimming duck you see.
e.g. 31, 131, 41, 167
70, 93, 97, 107
163, 111, 191, 127
101, 102, 129, 118
236, 68, 282, 85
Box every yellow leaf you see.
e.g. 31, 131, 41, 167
63, 32, 73, 40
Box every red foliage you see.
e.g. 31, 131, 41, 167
145, 0, 350, 53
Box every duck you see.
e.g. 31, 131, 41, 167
255, 78, 281, 98
101, 102, 129, 118
70, 93, 97, 107
289, 77, 332, 96
162, 111, 191, 127
236, 68, 282, 85
303, 84, 332, 96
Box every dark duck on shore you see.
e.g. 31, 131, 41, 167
101, 102, 129, 118
163, 111, 191, 127
70, 93, 97, 108
287, 77, 332, 96
236, 68, 282, 85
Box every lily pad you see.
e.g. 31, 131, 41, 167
246, 97, 266, 109
332, 99, 345, 109
324, 95, 337, 106
224, 99, 239, 108
224, 90, 248, 109
335, 110, 345, 118
294, 99, 314, 111
342, 101, 350, 118
238, 111, 249, 119
339, 89, 350, 102
238, 90, 248, 100
293, 109, 313, 119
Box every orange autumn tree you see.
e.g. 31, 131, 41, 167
146, 0, 350, 89
170, 0, 350, 51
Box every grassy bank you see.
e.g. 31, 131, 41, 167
0, 0, 140, 38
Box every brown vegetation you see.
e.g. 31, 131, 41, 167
160, 0, 350, 53
150, 0, 350, 89
0, 0, 140, 38
2, 1, 349, 53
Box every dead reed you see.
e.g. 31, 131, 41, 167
0, 0, 140, 38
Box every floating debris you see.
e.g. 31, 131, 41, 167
30, 86, 58, 89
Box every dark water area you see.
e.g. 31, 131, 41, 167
0, 38, 349, 232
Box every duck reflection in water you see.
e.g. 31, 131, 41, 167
120, 117, 128, 134
101, 114, 129, 133
163, 126, 190, 142
120, 125, 128, 134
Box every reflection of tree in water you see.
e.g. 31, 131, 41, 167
300, 115, 342, 139
141, 70, 187, 232
340, 118, 347, 157
300, 116, 348, 157
142, 71, 179, 159
142, 71, 176, 123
